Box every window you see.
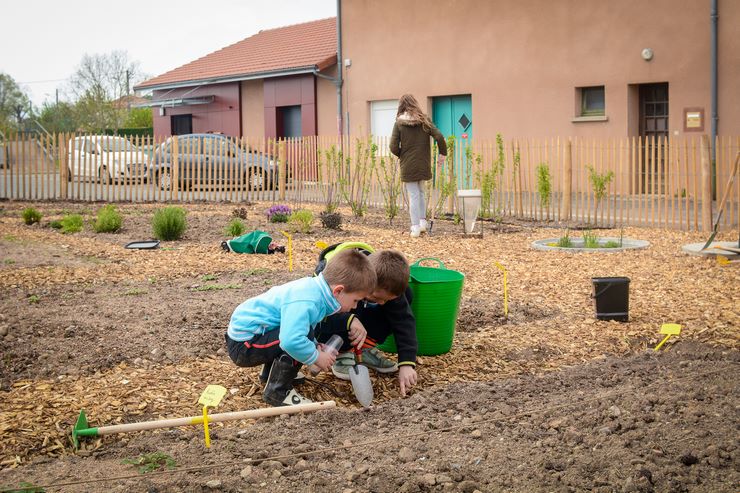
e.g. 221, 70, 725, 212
580, 86, 605, 116
101, 137, 134, 152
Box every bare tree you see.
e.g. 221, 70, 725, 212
66, 51, 146, 131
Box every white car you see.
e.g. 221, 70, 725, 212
67, 135, 149, 183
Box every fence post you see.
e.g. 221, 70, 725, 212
700, 134, 713, 231
59, 134, 68, 200
562, 138, 572, 220
171, 135, 179, 201
447, 144, 456, 214
278, 139, 287, 201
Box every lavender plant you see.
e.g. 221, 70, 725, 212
266, 204, 291, 223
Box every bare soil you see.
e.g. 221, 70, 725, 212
0, 201, 738, 492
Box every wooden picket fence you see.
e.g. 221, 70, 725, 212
0, 132, 738, 232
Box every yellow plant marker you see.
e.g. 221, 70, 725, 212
654, 323, 682, 351
493, 262, 508, 317
315, 241, 328, 250
197, 385, 227, 448
281, 231, 293, 272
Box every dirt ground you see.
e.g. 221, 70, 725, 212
0, 200, 738, 492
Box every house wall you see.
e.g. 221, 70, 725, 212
317, 65, 340, 136
340, 0, 740, 139
152, 82, 241, 138
263, 74, 317, 139
240, 79, 265, 138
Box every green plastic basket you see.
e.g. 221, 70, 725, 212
377, 257, 465, 356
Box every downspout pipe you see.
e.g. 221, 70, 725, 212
710, 0, 718, 192
336, 0, 344, 136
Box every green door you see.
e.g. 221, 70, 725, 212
432, 95, 473, 187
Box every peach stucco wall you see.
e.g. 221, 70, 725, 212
340, 0, 739, 139
317, 65, 340, 136
240, 79, 264, 138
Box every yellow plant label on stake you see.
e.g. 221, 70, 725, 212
198, 385, 227, 449
654, 323, 682, 351
493, 262, 509, 317
202, 405, 211, 448
281, 231, 293, 272
198, 385, 227, 408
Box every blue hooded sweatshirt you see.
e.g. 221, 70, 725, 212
227, 273, 340, 365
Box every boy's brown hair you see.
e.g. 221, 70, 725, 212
369, 250, 409, 296
322, 249, 376, 294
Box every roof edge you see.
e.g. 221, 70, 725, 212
134, 64, 330, 92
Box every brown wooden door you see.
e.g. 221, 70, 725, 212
639, 83, 669, 194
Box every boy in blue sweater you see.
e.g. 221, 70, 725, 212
225, 249, 376, 406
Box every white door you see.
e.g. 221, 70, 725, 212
370, 100, 398, 155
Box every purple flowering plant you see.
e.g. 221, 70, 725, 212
266, 204, 291, 223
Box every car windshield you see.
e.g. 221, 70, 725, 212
99, 137, 136, 152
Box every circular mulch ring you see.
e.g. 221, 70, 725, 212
531, 237, 650, 252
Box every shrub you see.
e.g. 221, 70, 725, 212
93, 205, 122, 233
536, 163, 552, 211
319, 211, 342, 230
267, 204, 291, 223
22, 207, 42, 225
587, 165, 615, 224
556, 229, 573, 248
225, 218, 246, 237
603, 240, 620, 248
60, 214, 83, 234
152, 206, 187, 241
232, 207, 249, 220
49, 220, 62, 229
289, 209, 314, 233
582, 230, 600, 248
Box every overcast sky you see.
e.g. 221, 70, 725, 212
1, 0, 336, 106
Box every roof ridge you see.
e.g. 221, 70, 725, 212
257, 16, 336, 34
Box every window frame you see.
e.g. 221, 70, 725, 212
579, 86, 606, 117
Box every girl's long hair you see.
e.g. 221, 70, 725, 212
396, 94, 433, 132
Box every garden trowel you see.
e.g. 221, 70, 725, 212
349, 347, 373, 407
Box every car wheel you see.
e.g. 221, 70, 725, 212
247, 167, 267, 191
158, 169, 173, 191
99, 166, 112, 185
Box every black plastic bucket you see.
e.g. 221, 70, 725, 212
591, 277, 630, 322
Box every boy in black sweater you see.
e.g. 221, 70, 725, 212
315, 246, 418, 396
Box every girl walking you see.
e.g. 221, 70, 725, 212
390, 94, 447, 237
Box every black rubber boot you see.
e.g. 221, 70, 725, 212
263, 354, 312, 406
259, 361, 305, 385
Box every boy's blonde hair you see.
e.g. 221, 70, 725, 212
323, 249, 376, 294
369, 250, 410, 296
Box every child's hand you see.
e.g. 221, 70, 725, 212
313, 349, 337, 372
348, 318, 367, 349
398, 366, 417, 397
436, 154, 446, 167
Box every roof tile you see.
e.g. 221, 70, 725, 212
137, 17, 336, 89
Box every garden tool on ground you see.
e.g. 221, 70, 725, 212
701, 151, 740, 250
349, 346, 374, 407
71, 401, 336, 449
710, 245, 740, 255
654, 323, 682, 351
